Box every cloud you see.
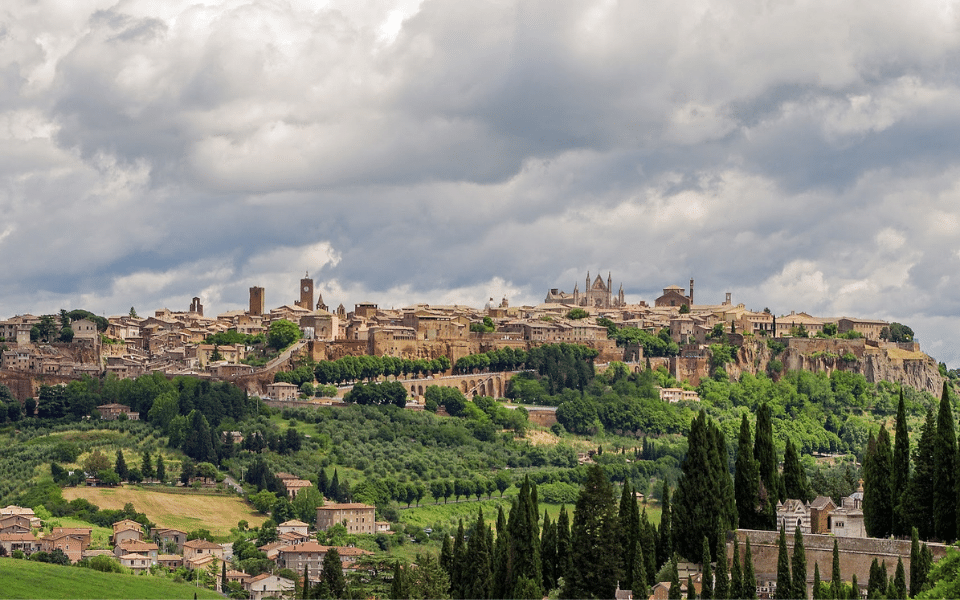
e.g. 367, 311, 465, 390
1, 0, 960, 366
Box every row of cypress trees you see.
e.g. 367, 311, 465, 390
863, 383, 960, 542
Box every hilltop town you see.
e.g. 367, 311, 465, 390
0, 272, 944, 402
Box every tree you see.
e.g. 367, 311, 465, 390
831, 539, 842, 600
268, 319, 302, 350
658, 481, 673, 569
322, 548, 346, 599
466, 510, 492, 600
701, 537, 713, 600
668, 556, 682, 600
863, 425, 893, 538
933, 383, 956, 541
155, 454, 166, 484
754, 403, 780, 505
813, 563, 823, 600
114, 450, 129, 481
555, 505, 572, 587
904, 409, 936, 540
508, 478, 542, 599
892, 557, 906, 600
774, 526, 791, 600
735, 414, 763, 530
140, 450, 154, 481
562, 464, 620, 599
730, 539, 742, 600
783, 439, 810, 502
742, 537, 757, 600
714, 530, 729, 600
541, 511, 557, 592
792, 526, 807, 600
292, 487, 323, 523
867, 558, 886, 599
83, 450, 111, 475
59, 327, 74, 342
892, 390, 910, 537
408, 552, 451, 600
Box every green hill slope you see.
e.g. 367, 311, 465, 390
0, 557, 222, 599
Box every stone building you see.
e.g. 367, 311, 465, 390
316, 503, 376, 534
545, 271, 625, 308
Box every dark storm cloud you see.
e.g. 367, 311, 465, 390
1, 0, 960, 365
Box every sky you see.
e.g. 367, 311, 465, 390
3, 0, 960, 366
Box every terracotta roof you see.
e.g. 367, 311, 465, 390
118, 540, 158, 551
279, 542, 329, 553
317, 503, 375, 511
184, 539, 222, 549
0, 532, 37, 541
279, 519, 310, 527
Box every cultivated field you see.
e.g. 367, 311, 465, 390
62, 486, 267, 537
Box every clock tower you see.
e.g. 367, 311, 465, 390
299, 273, 314, 310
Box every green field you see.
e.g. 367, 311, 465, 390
0, 557, 222, 599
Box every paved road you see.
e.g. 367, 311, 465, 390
223, 475, 244, 495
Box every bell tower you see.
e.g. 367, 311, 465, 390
299, 272, 314, 310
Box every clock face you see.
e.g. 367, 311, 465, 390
303, 286, 310, 292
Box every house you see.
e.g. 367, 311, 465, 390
220, 570, 251, 593
96, 403, 140, 421
115, 539, 158, 562
111, 519, 144, 545
658, 388, 700, 403
266, 382, 299, 401
278, 520, 310, 537
277, 542, 327, 581
183, 538, 225, 562
157, 554, 183, 569
150, 527, 188, 554
0, 532, 40, 556
244, 573, 295, 600
1, 506, 41, 528
283, 479, 313, 499
119, 552, 152, 573
186, 553, 217, 570
316, 503, 376, 534
0, 514, 32, 534
776, 499, 811, 534
41, 531, 88, 563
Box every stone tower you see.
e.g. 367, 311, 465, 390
689, 278, 695, 306
299, 273, 314, 310
249, 287, 265, 316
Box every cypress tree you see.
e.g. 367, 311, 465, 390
440, 533, 454, 585
556, 505, 572, 585
155, 454, 165, 483
730, 538, 742, 600
774, 526, 791, 600
641, 508, 657, 586
701, 537, 713, 600
849, 574, 858, 600
892, 390, 911, 537
492, 506, 510, 599
541, 510, 557, 592
743, 537, 757, 600
714, 530, 729, 600
735, 413, 762, 530
866, 558, 884, 599
301, 564, 309, 600
658, 480, 673, 569
329, 469, 341, 504
863, 425, 893, 538
390, 561, 407, 600
563, 464, 620, 599
467, 511, 492, 600
452, 519, 467, 598
668, 556, 682, 600
892, 557, 906, 600
318, 468, 329, 497
933, 382, 956, 541
831, 539, 841, 600
322, 548, 345, 599
115, 450, 128, 481
633, 544, 648, 598
909, 528, 922, 597
687, 575, 696, 600
792, 525, 807, 600
905, 409, 936, 540
141, 450, 153, 480
508, 478, 541, 599
711, 422, 738, 533
813, 563, 822, 600
783, 439, 810, 502
618, 481, 638, 589
754, 403, 780, 504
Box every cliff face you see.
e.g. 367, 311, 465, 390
727, 338, 945, 396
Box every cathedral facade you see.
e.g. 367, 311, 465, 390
544, 271, 625, 308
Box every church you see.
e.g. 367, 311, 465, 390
544, 272, 625, 309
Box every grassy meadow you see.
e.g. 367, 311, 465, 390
0, 557, 222, 599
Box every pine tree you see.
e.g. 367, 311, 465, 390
713, 531, 729, 600
555, 505, 572, 586
563, 464, 620, 600
813, 563, 822, 600
730, 538, 742, 600
892, 390, 911, 537
658, 480, 673, 569
783, 439, 810, 501
863, 425, 893, 538
933, 382, 956, 541
541, 510, 557, 592
831, 539, 841, 600
792, 525, 807, 600
701, 537, 713, 600
774, 526, 791, 600
754, 403, 780, 504
905, 409, 936, 540
743, 537, 757, 600
735, 414, 763, 530
155, 454, 166, 483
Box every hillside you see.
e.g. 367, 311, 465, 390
0, 557, 222, 599
61, 486, 267, 537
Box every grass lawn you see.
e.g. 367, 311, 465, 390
0, 557, 222, 599
41, 517, 113, 549
62, 486, 267, 538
